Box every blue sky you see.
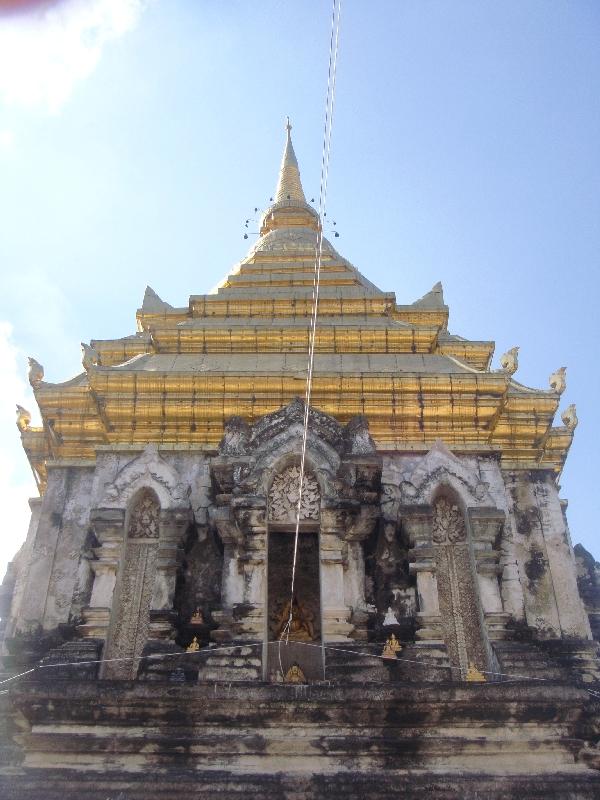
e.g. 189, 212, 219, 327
0, 0, 599, 575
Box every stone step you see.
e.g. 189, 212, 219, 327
3, 678, 600, 800
2, 768, 600, 800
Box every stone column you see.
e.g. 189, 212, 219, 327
211, 497, 267, 642
235, 497, 267, 639
538, 475, 592, 639
148, 508, 189, 641
320, 506, 353, 641
343, 505, 379, 640
404, 506, 444, 642
469, 508, 510, 641
79, 508, 126, 641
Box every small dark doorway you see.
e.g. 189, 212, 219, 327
266, 529, 323, 681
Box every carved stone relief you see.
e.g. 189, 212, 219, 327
343, 414, 376, 455
218, 416, 250, 456
128, 490, 160, 539
269, 466, 320, 524
101, 444, 189, 510
364, 520, 410, 627
104, 491, 160, 679
432, 498, 466, 544
432, 497, 487, 679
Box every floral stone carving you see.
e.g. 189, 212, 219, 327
432, 497, 466, 544
269, 466, 320, 523
128, 491, 160, 539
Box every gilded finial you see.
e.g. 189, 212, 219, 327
27, 357, 44, 387
466, 663, 486, 682
500, 346, 519, 376
272, 119, 307, 205
561, 403, 578, 432
186, 636, 200, 653
549, 366, 567, 395
382, 633, 402, 660
81, 342, 100, 371
16, 404, 31, 432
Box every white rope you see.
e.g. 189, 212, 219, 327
283, 0, 342, 660
2, 639, 599, 702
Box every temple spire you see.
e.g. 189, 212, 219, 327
274, 117, 307, 204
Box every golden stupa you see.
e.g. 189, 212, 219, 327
19, 122, 574, 493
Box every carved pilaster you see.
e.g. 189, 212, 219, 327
469, 508, 510, 638
404, 506, 444, 642
211, 492, 268, 642
148, 507, 190, 640
79, 508, 126, 641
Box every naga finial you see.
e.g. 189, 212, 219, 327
27, 357, 44, 387
81, 342, 100, 371
549, 366, 567, 395
16, 404, 31, 432
500, 346, 519, 376
561, 403, 578, 432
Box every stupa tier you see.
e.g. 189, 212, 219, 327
20, 124, 574, 491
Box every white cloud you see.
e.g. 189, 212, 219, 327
0, 321, 39, 581
0, 0, 146, 113
0, 129, 15, 152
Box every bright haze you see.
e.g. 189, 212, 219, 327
0, 1, 598, 578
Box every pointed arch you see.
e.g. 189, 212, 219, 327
100, 444, 189, 511
407, 440, 493, 507
430, 489, 490, 679
103, 485, 162, 679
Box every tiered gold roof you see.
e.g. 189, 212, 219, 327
20, 124, 574, 491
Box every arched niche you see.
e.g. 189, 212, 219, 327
430, 487, 490, 679
172, 524, 224, 652
266, 458, 323, 681
103, 488, 161, 679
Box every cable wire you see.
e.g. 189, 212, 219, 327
282, 1, 342, 678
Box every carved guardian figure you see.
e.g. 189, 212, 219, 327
500, 346, 519, 375
561, 403, 578, 431
27, 357, 44, 387
15, 404, 31, 432
549, 366, 567, 395
81, 342, 100, 370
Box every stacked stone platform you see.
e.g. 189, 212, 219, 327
0, 678, 599, 799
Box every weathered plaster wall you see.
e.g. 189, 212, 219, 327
504, 470, 590, 639
1, 439, 593, 660
14, 466, 94, 634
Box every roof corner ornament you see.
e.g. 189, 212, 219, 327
549, 366, 567, 395
27, 357, 44, 387
561, 403, 578, 432
500, 346, 519, 376
81, 342, 100, 371
16, 404, 31, 432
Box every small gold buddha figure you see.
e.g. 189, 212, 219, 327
190, 607, 204, 625
275, 596, 315, 641
284, 663, 307, 684
382, 633, 401, 659
186, 636, 200, 653
466, 662, 486, 682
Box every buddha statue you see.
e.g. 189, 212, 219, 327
274, 596, 315, 641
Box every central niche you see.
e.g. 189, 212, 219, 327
266, 465, 323, 681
